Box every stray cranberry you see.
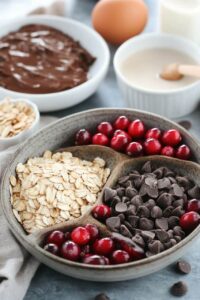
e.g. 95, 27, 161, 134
71, 227, 91, 245
92, 205, 111, 220
145, 128, 161, 140
61, 241, 81, 261
75, 129, 92, 145
47, 230, 65, 247
161, 146, 175, 157
126, 142, 143, 157
92, 133, 109, 146
186, 199, 200, 213
114, 116, 130, 130
85, 224, 99, 241
93, 238, 114, 256
120, 241, 145, 260
44, 243, 59, 255
128, 119, 145, 138
110, 134, 128, 152
162, 129, 182, 146
176, 145, 191, 160
180, 211, 200, 232
144, 138, 162, 155
113, 129, 132, 143
82, 254, 108, 265
97, 122, 114, 137
111, 250, 130, 264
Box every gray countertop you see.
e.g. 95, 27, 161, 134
22, 1, 200, 299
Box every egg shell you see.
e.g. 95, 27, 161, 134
92, 0, 148, 45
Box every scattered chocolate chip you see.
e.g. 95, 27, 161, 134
115, 202, 128, 213
155, 218, 168, 231
156, 229, 169, 242
157, 193, 174, 209
104, 187, 117, 203
174, 235, 182, 242
167, 229, 174, 238
163, 206, 174, 217
170, 281, 188, 297
126, 206, 137, 216
173, 199, 184, 208
178, 120, 191, 130
120, 224, 132, 238
124, 220, 134, 233
170, 238, 177, 246
116, 187, 125, 197
172, 184, 184, 197
141, 230, 155, 242
139, 218, 154, 230
176, 176, 192, 190
172, 206, 185, 217
158, 177, 171, 189
168, 216, 180, 228
128, 215, 139, 228
153, 167, 164, 179
125, 186, 137, 198
95, 293, 110, 300
173, 226, 185, 239
145, 199, 156, 209
188, 185, 200, 198
132, 234, 145, 248
176, 260, 191, 274
106, 217, 121, 231
138, 205, 150, 218
131, 195, 143, 206
148, 240, 164, 254
151, 206, 163, 218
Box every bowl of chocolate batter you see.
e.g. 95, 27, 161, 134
0, 15, 110, 112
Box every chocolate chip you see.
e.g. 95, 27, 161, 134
170, 281, 188, 297
115, 202, 128, 213
188, 185, 200, 198
158, 177, 171, 189
132, 234, 145, 248
176, 260, 191, 274
163, 206, 174, 217
155, 218, 168, 230
134, 175, 144, 189
173, 226, 185, 239
178, 120, 191, 130
157, 193, 174, 208
151, 206, 163, 218
106, 216, 121, 231
168, 176, 177, 184
167, 229, 174, 238
118, 176, 129, 185
116, 187, 125, 197
164, 168, 175, 177
141, 161, 152, 173
95, 293, 110, 300
139, 183, 149, 196
156, 229, 169, 242
122, 196, 130, 203
138, 205, 150, 218
125, 186, 137, 198
164, 240, 172, 249
139, 218, 154, 230
111, 196, 121, 207
124, 220, 134, 232
176, 176, 192, 190
172, 206, 185, 217
173, 199, 184, 208
153, 167, 164, 179
168, 216, 179, 228
170, 238, 177, 246
127, 215, 139, 228
120, 224, 132, 238
174, 235, 182, 242
172, 184, 184, 197
104, 187, 117, 203
131, 195, 143, 207
145, 199, 156, 209
148, 240, 164, 254
126, 206, 137, 216
141, 230, 155, 242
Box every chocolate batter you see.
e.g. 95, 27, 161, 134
0, 24, 95, 94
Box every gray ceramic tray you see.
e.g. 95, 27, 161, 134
1, 108, 200, 282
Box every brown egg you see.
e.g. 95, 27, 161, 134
92, 0, 148, 45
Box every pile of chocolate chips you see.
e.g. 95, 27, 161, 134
103, 161, 200, 257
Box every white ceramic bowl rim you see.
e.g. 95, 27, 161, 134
114, 32, 200, 95
0, 98, 40, 141
0, 15, 110, 98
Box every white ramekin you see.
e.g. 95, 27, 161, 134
114, 33, 200, 118
0, 15, 110, 112
0, 98, 40, 151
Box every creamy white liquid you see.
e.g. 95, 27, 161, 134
120, 48, 198, 91
163, 0, 200, 12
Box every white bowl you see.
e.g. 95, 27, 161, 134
0, 15, 110, 112
114, 33, 200, 118
0, 98, 40, 151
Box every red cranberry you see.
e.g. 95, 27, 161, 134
176, 145, 191, 160
145, 128, 161, 140
93, 238, 114, 256
47, 230, 65, 247
44, 243, 59, 255
161, 146, 175, 157
75, 129, 92, 145
64, 232, 71, 241
61, 241, 81, 261
92, 133, 109, 146
144, 138, 162, 155
128, 119, 145, 138
162, 129, 182, 146
113, 129, 132, 143
126, 142, 143, 157
97, 122, 114, 137
71, 227, 91, 245
110, 134, 128, 152
85, 224, 99, 241
111, 250, 130, 264
82, 254, 107, 265
114, 116, 130, 130
180, 211, 200, 231
92, 205, 111, 220
120, 241, 145, 260
186, 199, 200, 213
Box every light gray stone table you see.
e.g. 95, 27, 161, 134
17, 0, 200, 299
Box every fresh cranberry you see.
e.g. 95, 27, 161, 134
47, 230, 65, 247
82, 254, 108, 265
186, 199, 200, 213
113, 129, 132, 143
64, 232, 71, 241
180, 211, 200, 231
162, 129, 182, 146
71, 227, 91, 245
120, 241, 145, 260
126, 142, 143, 157
128, 119, 145, 138
161, 146, 175, 157
111, 250, 130, 264
144, 138, 162, 155
93, 238, 114, 255
92, 205, 111, 220
61, 241, 81, 261
176, 145, 191, 160
145, 128, 161, 140
44, 243, 59, 255
110, 134, 128, 152
92, 133, 109, 146
97, 122, 114, 137
85, 224, 99, 241
114, 116, 130, 130
75, 129, 92, 145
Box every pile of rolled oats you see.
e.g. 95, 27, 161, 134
10, 151, 110, 233
0, 98, 36, 138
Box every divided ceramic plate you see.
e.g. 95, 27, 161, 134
1, 108, 200, 281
